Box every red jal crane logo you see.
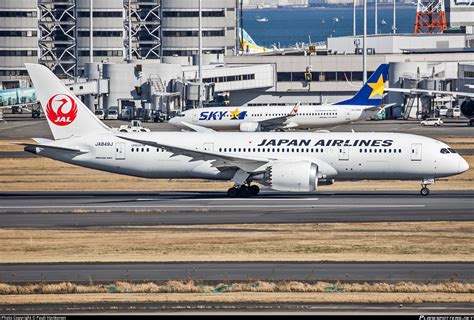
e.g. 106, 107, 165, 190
46, 94, 78, 126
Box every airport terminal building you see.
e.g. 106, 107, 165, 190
1, 0, 474, 120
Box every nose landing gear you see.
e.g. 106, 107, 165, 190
420, 186, 430, 196
420, 178, 434, 196
227, 184, 260, 198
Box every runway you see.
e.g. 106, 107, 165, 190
1, 262, 472, 283
0, 191, 472, 227
1, 117, 474, 139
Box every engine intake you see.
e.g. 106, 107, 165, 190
255, 161, 318, 192
239, 122, 261, 132
461, 100, 474, 118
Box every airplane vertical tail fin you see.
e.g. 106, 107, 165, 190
335, 64, 389, 106
25, 63, 109, 140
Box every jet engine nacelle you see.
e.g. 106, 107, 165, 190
239, 122, 261, 132
460, 100, 474, 126
257, 161, 318, 192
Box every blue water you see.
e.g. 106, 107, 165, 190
243, 6, 417, 47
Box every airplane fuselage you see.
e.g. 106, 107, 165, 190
170, 104, 377, 130
30, 131, 468, 183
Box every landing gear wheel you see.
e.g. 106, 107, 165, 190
249, 185, 260, 196
227, 187, 239, 198
420, 187, 430, 196
239, 185, 250, 197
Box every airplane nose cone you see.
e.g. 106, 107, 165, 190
458, 157, 469, 174
168, 117, 178, 125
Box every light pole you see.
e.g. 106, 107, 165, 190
375, 0, 378, 34
353, 0, 356, 36
393, 0, 397, 34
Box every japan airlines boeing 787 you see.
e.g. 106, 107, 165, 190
23, 63, 468, 197
169, 64, 390, 132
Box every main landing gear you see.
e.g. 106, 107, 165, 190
227, 184, 260, 198
420, 186, 430, 196
420, 178, 434, 196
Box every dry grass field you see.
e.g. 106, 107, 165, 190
1, 280, 473, 305
1, 222, 473, 263
0, 136, 473, 192
1, 291, 473, 305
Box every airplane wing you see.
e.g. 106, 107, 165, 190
118, 135, 273, 172
363, 103, 397, 112
385, 87, 474, 98
258, 103, 300, 130
177, 121, 216, 133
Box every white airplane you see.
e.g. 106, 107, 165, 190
385, 86, 474, 126
22, 63, 469, 197
169, 64, 390, 132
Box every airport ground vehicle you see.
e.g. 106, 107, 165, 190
438, 106, 448, 117
114, 120, 151, 133
106, 110, 119, 120
420, 118, 443, 126
23, 63, 469, 197
447, 107, 461, 118
152, 110, 167, 123
94, 110, 105, 120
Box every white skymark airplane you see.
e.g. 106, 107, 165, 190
169, 64, 390, 132
23, 63, 468, 197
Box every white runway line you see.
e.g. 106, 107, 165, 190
0, 204, 426, 209
136, 198, 321, 201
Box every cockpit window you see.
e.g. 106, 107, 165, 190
440, 148, 450, 154
448, 148, 457, 154
177, 113, 185, 117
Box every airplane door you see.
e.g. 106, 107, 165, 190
115, 142, 126, 160
411, 143, 422, 161
339, 146, 349, 161
203, 142, 214, 151
345, 110, 351, 121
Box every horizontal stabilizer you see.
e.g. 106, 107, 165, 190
18, 142, 89, 154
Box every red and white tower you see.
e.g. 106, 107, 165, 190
414, 0, 447, 33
